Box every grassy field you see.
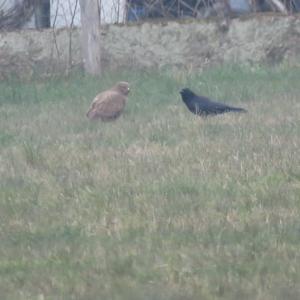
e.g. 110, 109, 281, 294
0, 65, 299, 300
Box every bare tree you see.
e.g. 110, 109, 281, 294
67, 0, 79, 74
79, 0, 102, 75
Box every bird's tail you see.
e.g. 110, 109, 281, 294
86, 108, 96, 119
229, 106, 247, 113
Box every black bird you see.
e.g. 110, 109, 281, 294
180, 88, 247, 116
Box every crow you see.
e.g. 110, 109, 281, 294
180, 88, 247, 116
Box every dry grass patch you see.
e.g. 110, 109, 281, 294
0, 65, 299, 300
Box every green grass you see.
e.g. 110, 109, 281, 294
0, 65, 300, 300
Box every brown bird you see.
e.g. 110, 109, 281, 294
86, 81, 130, 121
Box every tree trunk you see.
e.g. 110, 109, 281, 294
35, 0, 50, 29
79, 0, 102, 75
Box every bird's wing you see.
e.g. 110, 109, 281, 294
87, 92, 104, 113
207, 100, 230, 112
92, 91, 126, 118
195, 96, 231, 114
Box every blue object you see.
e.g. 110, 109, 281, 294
229, 0, 251, 13
127, 5, 146, 21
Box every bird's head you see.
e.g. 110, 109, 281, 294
180, 88, 195, 101
114, 81, 130, 96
